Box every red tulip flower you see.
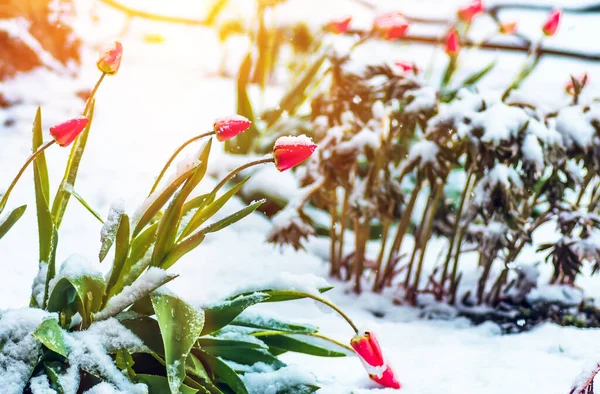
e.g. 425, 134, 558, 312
97, 41, 123, 75
445, 29, 461, 57
373, 12, 410, 40
394, 61, 419, 74
542, 9, 561, 36
566, 73, 588, 95
351, 331, 401, 389
327, 16, 352, 34
214, 115, 252, 142
273, 135, 317, 172
499, 21, 518, 35
49, 117, 89, 147
457, 0, 484, 23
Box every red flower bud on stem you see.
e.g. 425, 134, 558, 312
214, 115, 252, 142
49, 117, 89, 147
351, 331, 401, 389
97, 41, 123, 75
327, 16, 352, 34
499, 21, 518, 35
566, 73, 588, 95
273, 135, 317, 172
445, 29, 461, 57
394, 61, 419, 74
373, 12, 410, 40
542, 9, 561, 36
457, 0, 484, 23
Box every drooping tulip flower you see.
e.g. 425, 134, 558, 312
373, 12, 410, 40
351, 331, 401, 389
49, 117, 89, 147
97, 41, 123, 75
499, 21, 518, 35
214, 115, 252, 142
327, 16, 352, 34
273, 135, 317, 172
394, 61, 419, 74
566, 73, 588, 95
542, 9, 561, 36
457, 0, 484, 23
445, 29, 461, 57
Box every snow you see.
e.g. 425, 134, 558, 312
228, 272, 331, 298
83, 382, 128, 394
476, 103, 530, 145
0, 308, 52, 394
47, 255, 103, 297
30, 262, 48, 308
554, 104, 599, 150
337, 127, 381, 153
1, 0, 600, 393
30, 375, 57, 394
64, 319, 148, 393
100, 200, 125, 243
0, 18, 66, 73
274, 134, 315, 148
404, 86, 437, 114
94, 267, 174, 321
242, 365, 317, 394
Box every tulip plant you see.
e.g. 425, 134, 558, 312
0, 43, 402, 392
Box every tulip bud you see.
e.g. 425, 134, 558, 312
542, 9, 561, 36
97, 41, 123, 75
499, 21, 518, 35
566, 73, 588, 95
373, 12, 410, 40
351, 331, 401, 389
273, 135, 317, 172
457, 0, 484, 23
394, 61, 419, 74
445, 29, 460, 57
327, 16, 352, 34
214, 115, 252, 142
49, 117, 89, 147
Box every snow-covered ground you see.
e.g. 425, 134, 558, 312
2, 0, 600, 392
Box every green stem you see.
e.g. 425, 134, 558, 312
178, 157, 275, 240
0, 140, 55, 214
252, 331, 355, 353
288, 291, 358, 333
85, 73, 105, 114
149, 131, 215, 196
501, 41, 541, 101
213, 157, 274, 195
98, 0, 207, 25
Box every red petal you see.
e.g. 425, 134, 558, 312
350, 332, 385, 368
370, 365, 402, 389
49, 117, 89, 147
214, 115, 252, 142
273, 136, 317, 172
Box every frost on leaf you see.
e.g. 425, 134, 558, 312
99, 200, 125, 262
